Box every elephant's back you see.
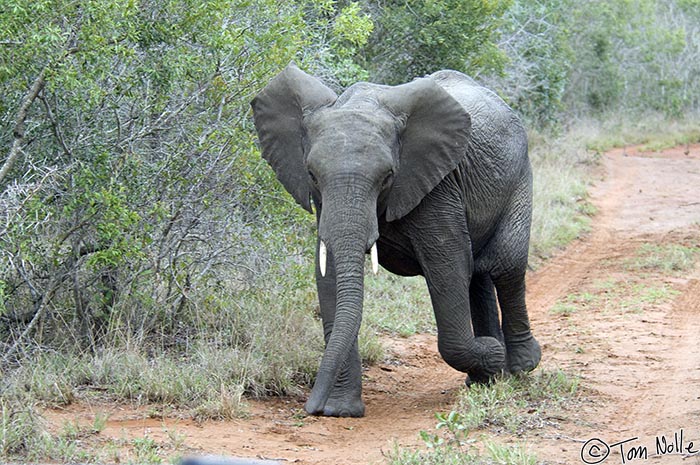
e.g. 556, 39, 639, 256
429, 70, 528, 178
429, 70, 526, 151
429, 70, 510, 113
429, 70, 531, 252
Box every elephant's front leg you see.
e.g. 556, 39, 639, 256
405, 186, 506, 383
312, 239, 365, 417
420, 253, 506, 383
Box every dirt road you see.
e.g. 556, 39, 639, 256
46, 144, 700, 464
527, 144, 700, 464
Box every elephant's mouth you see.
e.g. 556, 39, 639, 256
318, 240, 379, 277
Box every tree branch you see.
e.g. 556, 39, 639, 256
0, 68, 46, 186
3, 272, 62, 364
39, 93, 73, 159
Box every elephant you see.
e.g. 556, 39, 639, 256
251, 63, 541, 417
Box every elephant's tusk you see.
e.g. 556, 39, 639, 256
319, 241, 327, 277
371, 243, 379, 275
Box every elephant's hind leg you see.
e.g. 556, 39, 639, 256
487, 175, 541, 375
493, 271, 541, 374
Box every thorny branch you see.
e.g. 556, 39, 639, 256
0, 68, 46, 186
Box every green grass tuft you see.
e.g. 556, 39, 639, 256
485, 441, 538, 465
455, 369, 579, 434
626, 243, 699, 274
386, 440, 538, 465
550, 292, 599, 316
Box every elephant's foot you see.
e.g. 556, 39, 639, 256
321, 394, 365, 417
440, 336, 506, 385
305, 393, 365, 417
465, 372, 495, 386
304, 374, 365, 417
505, 333, 541, 374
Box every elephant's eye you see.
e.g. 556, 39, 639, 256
381, 171, 394, 189
308, 170, 319, 186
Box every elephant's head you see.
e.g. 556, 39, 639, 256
251, 63, 471, 415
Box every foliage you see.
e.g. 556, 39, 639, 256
484, 0, 700, 125
563, 0, 697, 117
299, 0, 375, 87
454, 370, 579, 433
0, 6, 327, 460
0, 0, 313, 355
364, 274, 434, 337
528, 129, 595, 263
2, 0, 698, 363
0, 399, 43, 457
364, 0, 511, 84
388, 440, 537, 465
483, 0, 573, 126
626, 243, 699, 273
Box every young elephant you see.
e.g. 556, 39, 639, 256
251, 63, 541, 417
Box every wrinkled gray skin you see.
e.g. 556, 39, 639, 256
251, 63, 541, 417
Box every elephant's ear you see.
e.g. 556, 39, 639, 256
251, 63, 337, 213
380, 78, 471, 222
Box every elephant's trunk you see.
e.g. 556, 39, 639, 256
305, 183, 377, 415
305, 242, 365, 414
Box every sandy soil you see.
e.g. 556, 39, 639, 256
44, 143, 700, 464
